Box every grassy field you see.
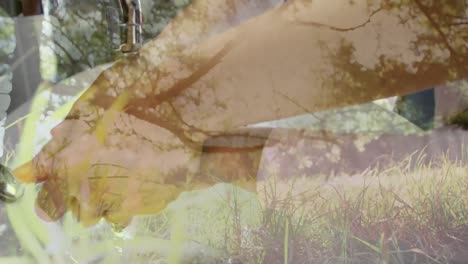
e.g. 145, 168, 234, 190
1, 147, 467, 263
239, 155, 468, 264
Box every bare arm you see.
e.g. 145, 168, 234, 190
72, 0, 467, 137
13, 0, 468, 227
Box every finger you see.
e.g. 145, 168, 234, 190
13, 161, 39, 183
35, 177, 68, 221
14, 119, 91, 183
13, 140, 61, 183
68, 196, 102, 227
13, 147, 55, 183
68, 178, 103, 227
104, 210, 133, 232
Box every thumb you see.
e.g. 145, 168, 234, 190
35, 176, 68, 222
14, 161, 40, 183
13, 142, 56, 183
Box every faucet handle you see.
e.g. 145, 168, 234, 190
105, 0, 142, 53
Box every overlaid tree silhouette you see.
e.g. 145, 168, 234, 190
14, 0, 468, 228
40, 0, 193, 81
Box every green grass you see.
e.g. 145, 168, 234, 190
225, 153, 468, 264
2, 146, 467, 263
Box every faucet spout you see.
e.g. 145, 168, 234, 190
113, 0, 142, 53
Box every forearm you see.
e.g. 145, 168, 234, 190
66, 0, 280, 141
166, 0, 467, 132
71, 0, 468, 142
139, 0, 281, 59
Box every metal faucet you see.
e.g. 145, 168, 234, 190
43, 0, 143, 53
108, 0, 143, 53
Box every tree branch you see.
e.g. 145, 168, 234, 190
412, 0, 458, 58
293, 7, 382, 32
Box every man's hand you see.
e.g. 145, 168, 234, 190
15, 113, 201, 228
